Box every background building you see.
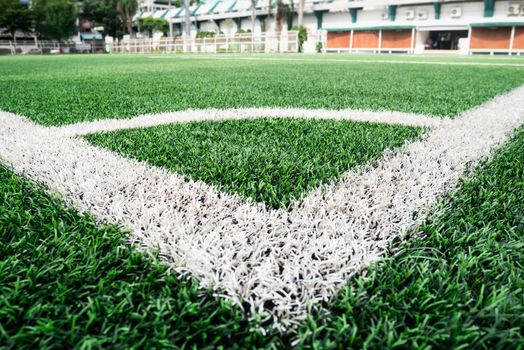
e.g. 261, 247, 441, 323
134, 0, 524, 54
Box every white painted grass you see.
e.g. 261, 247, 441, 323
0, 87, 523, 330
50, 107, 442, 137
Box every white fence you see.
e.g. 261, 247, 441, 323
0, 39, 105, 55
108, 31, 300, 54
0, 40, 40, 54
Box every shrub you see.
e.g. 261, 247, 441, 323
291, 25, 307, 52
196, 30, 215, 39
316, 41, 322, 53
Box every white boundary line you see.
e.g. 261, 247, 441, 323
1, 87, 523, 330
51, 107, 443, 137
148, 55, 524, 67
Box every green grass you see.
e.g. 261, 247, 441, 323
0, 165, 281, 349
1, 125, 522, 349
295, 126, 524, 349
1, 55, 523, 125
84, 118, 423, 209
1, 53, 523, 348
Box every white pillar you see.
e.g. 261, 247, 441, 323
378, 29, 382, 53
350, 29, 354, 52
410, 28, 415, 53
509, 25, 516, 53
467, 26, 472, 55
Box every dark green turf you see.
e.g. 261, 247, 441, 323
0, 165, 282, 349
84, 118, 423, 209
1, 119, 522, 349
295, 126, 524, 349
1, 55, 523, 125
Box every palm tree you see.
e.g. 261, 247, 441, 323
275, 0, 285, 33
168, 0, 173, 38
183, 0, 190, 37
250, 0, 256, 33
117, 0, 138, 36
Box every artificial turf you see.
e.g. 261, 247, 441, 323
84, 118, 423, 209
295, 126, 524, 349
0, 127, 523, 349
1, 55, 524, 125
0, 164, 276, 349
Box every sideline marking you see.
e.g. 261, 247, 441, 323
1, 87, 523, 329
51, 107, 443, 137
148, 54, 524, 67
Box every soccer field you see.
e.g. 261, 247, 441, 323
1, 54, 524, 125
1, 54, 523, 349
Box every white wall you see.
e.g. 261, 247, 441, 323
302, 14, 317, 34
323, 11, 352, 28
170, 0, 520, 37
317, 1, 511, 30
440, 2, 482, 22
494, 0, 514, 19
218, 20, 236, 35
358, 8, 385, 23
414, 29, 429, 53
199, 21, 218, 32
396, 4, 434, 25
240, 18, 258, 32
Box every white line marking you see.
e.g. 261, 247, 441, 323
51, 107, 442, 137
0, 87, 523, 330
148, 55, 524, 67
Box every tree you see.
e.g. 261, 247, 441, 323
83, 0, 123, 39
33, 0, 77, 41
117, 0, 137, 36
138, 17, 168, 37
0, 0, 34, 42
292, 24, 306, 52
